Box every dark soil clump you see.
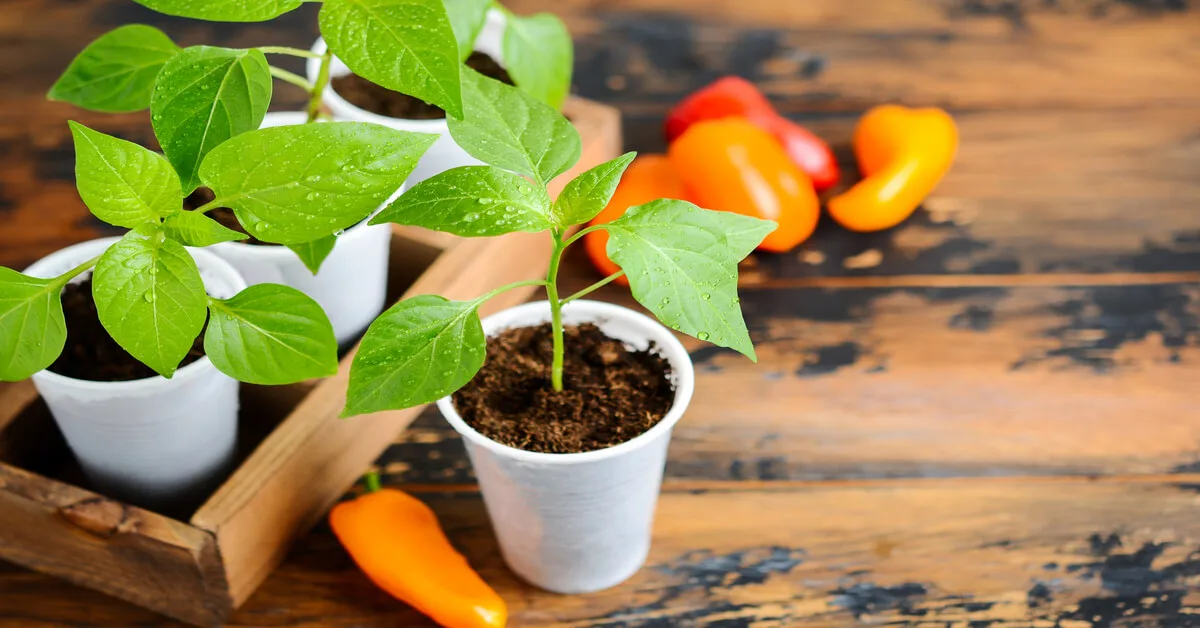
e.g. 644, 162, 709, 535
332, 52, 514, 120
452, 323, 675, 454
48, 277, 207, 381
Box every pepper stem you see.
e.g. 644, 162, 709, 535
364, 471, 381, 493
546, 230, 567, 392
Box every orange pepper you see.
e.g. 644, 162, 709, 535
668, 118, 819, 253
827, 104, 958, 232
330, 474, 507, 628
584, 155, 691, 281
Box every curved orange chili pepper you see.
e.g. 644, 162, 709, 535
330, 474, 507, 628
669, 118, 819, 253
828, 104, 958, 232
584, 154, 692, 282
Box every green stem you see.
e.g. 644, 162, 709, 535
473, 279, 549, 307
258, 46, 323, 59
546, 230, 567, 393
189, 197, 226, 214
561, 223, 606, 250
364, 471, 381, 493
268, 66, 313, 92
50, 255, 100, 289
563, 270, 625, 304
307, 48, 333, 123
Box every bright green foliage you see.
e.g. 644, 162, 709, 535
343, 295, 485, 416
205, 284, 338, 384
151, 46, 272, 192
0, 269, 67, 382
320, 0, 463, 118
605, 200, 776, 361
445, 0, 492, 60
69, 121, 181, 228
447, 71, 580, 185
163, 211, 247, 246
199, 121, 436, 245
372, 165, 554, 236
48, 25, 179, 113
132, 0, 303, 21
92, 230, 208, 378
288, 236, 339, 274
553, 152, 636, 225
503, 13, 573, 110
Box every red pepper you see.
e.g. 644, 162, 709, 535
664, 76, 840, 191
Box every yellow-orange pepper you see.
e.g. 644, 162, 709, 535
330, 475, 507, 628
828, 105, 958, 232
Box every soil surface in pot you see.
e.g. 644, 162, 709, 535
452, 323, 674, 454
47, 277, 207, 381
332, 52, 513, 120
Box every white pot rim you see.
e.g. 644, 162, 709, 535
24, 237, 246, 391
437, 300, 695, 466
308, 38, 451, 131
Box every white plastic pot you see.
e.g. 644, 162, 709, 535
308, 9, 507, 185
437, 300, 695, 593
208, 111, 393, 346
24, 238, 246, 512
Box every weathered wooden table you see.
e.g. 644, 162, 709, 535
4, 0, 1200, 625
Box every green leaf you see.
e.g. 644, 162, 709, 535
69, 121, 182, 228
92, 230, 208, 378
320, 0, 463, 118
132, 0, 303, 21
605, 200, 776, 361
372, 165, 554, 235
48, 25, 179, 113
344, 295, 484, 416
502, 13, 573, 110
554, 152, 636, 226
447, 70, 580, 185
445, 0, 492, 60
287, 236, 338, 274
199, 121, 436, 245
0, 268, 66, 382
151, 46, 272, 193
205, 284, 338, 385
163, 211, 247, 246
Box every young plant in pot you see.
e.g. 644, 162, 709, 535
344, 72, 776, 592
47, 0, 473, 343
1, 111, 432, 512
310, 0, 573, 184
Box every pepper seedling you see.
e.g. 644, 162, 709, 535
48, 0, 570, 269
343, 71, 777, 416
0, 118, 433, 384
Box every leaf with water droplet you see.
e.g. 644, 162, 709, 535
503, 12, 573, 110
201, 122, 436, 244
132, 0, 302, 21
69, 122, 181, 228
49, 25, 179, 113
0, 268, 68, 381
552, 152, 636, 226
92, 230, 207, 377
163, 211, 247, 247
205, 284, 337, 384
372, 165, 553, 236
605, 199, 775, 360
287, 235, 337, 274
447, 70, 580, 185
345, 295, 485, 416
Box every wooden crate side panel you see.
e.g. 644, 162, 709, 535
0, 464, 229, 627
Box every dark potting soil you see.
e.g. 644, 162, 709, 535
452, 323, 675, 454
332, 51, 514, 120
183, 188, 269, 246
47, 277, 207, 382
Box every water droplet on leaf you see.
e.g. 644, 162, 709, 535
697, 331, 710, 341
143, 292, 156, 303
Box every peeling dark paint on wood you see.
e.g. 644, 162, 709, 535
830, 581, 929, 617
794, 341, 864, 376
590, 546, 806, 627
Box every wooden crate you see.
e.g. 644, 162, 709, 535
0, 97, 620, 627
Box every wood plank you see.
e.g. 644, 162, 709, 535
523, 0, 1200, 111
381, 277, 1200, 485
7, 476, 1200, 626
